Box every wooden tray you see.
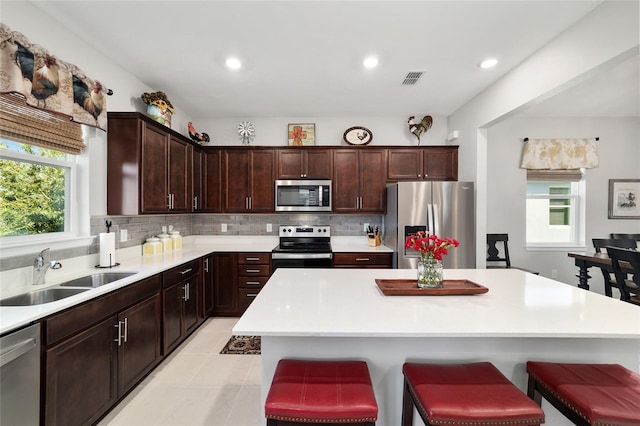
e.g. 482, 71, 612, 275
375, 279, 488, 296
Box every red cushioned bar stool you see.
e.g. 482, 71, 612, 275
402, 362, 545, 426
527, 361, 640, 426
265, 359, 378, 425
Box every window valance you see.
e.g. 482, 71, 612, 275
0, 23, 111, 131
520, 138, 599, 170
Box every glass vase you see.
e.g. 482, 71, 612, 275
417, 256, 443, 288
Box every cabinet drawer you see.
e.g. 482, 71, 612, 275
333, 252, 392, 268
238, 288, 261, 311
237, 253, 270, 264
238, 276, 269, 288
237, 264, 270, 277
163, 259, 200, 285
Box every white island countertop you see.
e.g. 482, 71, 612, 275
234, 267, 640, 339
233, 268, 640, 426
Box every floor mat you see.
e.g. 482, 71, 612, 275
220, 335, 261, 354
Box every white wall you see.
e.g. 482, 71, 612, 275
195, 116, 448, 147
2, 1, 196, 218
487, 117, 640, 292
448, 0, 640, 268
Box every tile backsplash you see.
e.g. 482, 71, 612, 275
1, 214, 382, 271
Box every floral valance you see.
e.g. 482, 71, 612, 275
520, 138, 599, 170
0, 23, 111, 131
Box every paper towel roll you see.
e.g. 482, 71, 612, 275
99, 232, 116, 267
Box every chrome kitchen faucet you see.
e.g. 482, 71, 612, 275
33, 248, 62, 285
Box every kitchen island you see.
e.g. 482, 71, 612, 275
233, 268, 640, 426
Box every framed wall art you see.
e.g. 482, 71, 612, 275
608, 179, 640, 219
288, 123, 315, 146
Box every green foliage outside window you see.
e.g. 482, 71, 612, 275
0, 142, 66, 236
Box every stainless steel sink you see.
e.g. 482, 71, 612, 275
0, 288, 90, 306
57, 272, 136, 288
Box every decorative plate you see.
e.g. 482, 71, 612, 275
343, 126, 373, 145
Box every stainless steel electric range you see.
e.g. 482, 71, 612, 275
271, 225, 332, 271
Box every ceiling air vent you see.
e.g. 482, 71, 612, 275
402, 71, 424, 85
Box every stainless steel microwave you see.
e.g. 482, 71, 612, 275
275, 180, 332, 212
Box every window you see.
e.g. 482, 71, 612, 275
0, 139, 76, 239
526, 170, 585, 247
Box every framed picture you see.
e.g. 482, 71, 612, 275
288, 123, 315, 146
608, 179, 640, 219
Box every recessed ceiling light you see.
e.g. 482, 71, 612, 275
479, 58, 498, 69
363, 56, 379, 69
226, 57, 242, 70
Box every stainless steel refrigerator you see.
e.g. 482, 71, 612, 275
384, 181, 475, 269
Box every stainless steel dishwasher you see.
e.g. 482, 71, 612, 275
1, 323, 40, 425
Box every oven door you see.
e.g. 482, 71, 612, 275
271, 252, 333, 271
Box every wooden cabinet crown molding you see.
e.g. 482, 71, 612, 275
107, 112, 202, 149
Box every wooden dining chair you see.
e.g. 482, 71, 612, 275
605, 246, 640, 305
610, 233, 640, 246
592, 238, 637, 297
486, 234, 539, 274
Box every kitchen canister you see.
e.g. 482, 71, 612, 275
157, 231, 173, 252
170, 230, 182, 250
143, 237, 162, 256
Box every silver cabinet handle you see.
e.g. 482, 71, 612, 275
114, 321, 123, 346
247, 293, 259, 297
193, 196, 198, 210
183, 283, 189, 301
356, 258, 370, 261
123, 318, 128, 343
248, 196, 252, 210
180, 268, 193, 275
245, 281, 261, 286
245, 269, 260, 273
167, 194, 172, 209
245, 257, 260, 261
204, 258, 209, 273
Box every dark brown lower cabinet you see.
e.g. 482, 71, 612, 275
162, 259, 200, 354
202, 254, 215, 317
212, 253, 238, 316
44, 316, 117, 426
118, 294, 162, 395
42, 275, 162, 426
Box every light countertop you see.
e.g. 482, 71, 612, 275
233, 268, 640, 339
0, 235, 393, 335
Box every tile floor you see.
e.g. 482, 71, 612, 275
98, 317, 262, 426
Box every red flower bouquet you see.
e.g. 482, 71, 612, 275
405, 231, 460, 261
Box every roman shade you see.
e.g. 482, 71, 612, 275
520, 138, 599, 170
0, 92, 85, 154
526, 169, 583, 182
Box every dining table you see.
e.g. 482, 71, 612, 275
567, 251, 636, 290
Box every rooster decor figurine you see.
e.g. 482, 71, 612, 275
188, 122, 210, 144
407, 115, 433, 145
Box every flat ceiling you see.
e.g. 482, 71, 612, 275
32, 1, 637, 119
